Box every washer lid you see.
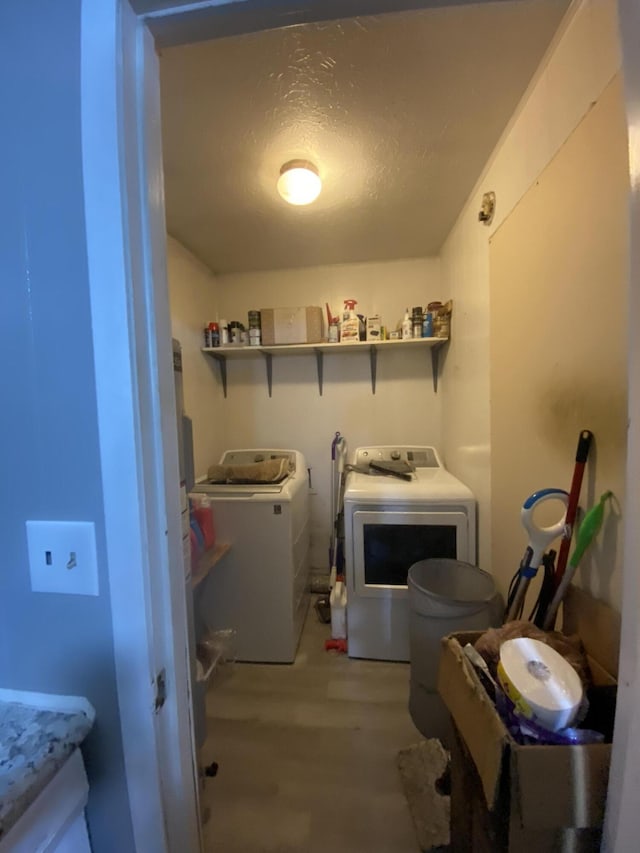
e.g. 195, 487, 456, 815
193, 448, 305, 495
220, 449, 300, 469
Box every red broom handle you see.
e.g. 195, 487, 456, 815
553, 430, 593, 589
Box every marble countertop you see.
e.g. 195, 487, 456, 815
0, 692, 94, 841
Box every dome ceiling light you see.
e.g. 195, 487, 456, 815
277, 160, 322, 206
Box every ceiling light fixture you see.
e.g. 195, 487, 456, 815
277, 160, 322, 206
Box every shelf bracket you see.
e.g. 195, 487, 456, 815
315, 349, 324, 396
212, 354, 228, 398
262, 352, 273, 397
369, 345, 378, 394
431, 345, 440, 393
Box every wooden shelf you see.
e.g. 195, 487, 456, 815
202, 337, 448, 397
192, 542, 230, 590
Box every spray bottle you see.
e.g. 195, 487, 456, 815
402, 308, 412, 340
341, 299, 360, 343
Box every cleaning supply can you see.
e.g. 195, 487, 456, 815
412, 306, 423, 338
427, 302, 443, 337
402, 308, 412, 340
330, 579, 347, 639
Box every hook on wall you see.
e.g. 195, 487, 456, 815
478, 191, 496, 226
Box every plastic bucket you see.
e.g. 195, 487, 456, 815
408, 558, 500, 740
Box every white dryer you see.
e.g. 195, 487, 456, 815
192, 449, 310, 663
344, 446, 476, 662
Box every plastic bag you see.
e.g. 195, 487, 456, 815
196, 628, 237, 682
495, 689, 604, 746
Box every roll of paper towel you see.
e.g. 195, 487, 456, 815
497, 638, 583, 732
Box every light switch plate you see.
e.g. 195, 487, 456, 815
26, 520, 100, 596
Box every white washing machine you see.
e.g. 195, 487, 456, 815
344, 446, 476, 662
192, 449, 310, 663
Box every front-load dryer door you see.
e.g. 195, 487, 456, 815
352, 509, 468, 598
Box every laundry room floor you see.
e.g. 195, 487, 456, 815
199, 598, 423, 852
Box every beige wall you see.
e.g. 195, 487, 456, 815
215, 258, 443, 568
166, 235, 225, 478
440, 0, 622, 584
490, 74, 628, 608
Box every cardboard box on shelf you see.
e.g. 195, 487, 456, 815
366, 315, 382, 341
260, 306, 323, 346
438, 586, 619, 852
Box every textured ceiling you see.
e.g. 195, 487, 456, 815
160, 1, 569, 274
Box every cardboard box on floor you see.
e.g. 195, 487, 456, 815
438, 586, 619, 852
260, 306, 324, 346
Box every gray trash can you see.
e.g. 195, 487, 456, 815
408, 558, 500, 742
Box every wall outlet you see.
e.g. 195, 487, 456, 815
26, 520, 99, 596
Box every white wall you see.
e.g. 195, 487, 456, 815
166, 235, 225, 478
215, 258, 442, 568
440, 0, 622, 583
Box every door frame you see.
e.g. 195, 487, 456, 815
81, 0, 640, 850
603, 3, 640, 849
81, 3, 202, 850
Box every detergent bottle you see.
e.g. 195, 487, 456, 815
330, 579, 348, 639
340, 299, 360, 343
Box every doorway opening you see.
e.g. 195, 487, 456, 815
82, 3, 636, 848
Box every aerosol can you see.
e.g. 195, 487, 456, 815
401, 308, 413, 340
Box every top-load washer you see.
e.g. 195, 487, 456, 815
191, 449, 310, 663
344, 445, 476, 662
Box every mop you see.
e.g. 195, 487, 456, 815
541, 491, 613, 630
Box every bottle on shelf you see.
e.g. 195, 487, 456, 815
228, 321, 244, 345
412, 306, 423, 338
401, 308, 412, 340
341, 299, 360, 343
427, 302, 443, 337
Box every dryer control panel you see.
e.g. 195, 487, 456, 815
353, 446, 440, 468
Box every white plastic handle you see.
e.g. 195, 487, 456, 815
520, 488, 569, 569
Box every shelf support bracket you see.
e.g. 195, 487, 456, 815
212, 355, 228, 398
431, 346, 440, 393
315, 349, 324, 396
369, 345, 378, 394
262, 352, 273, 397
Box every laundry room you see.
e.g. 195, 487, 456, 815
160, 0, 628, 849
2, 1, 637, 852
161, 2, 626, 602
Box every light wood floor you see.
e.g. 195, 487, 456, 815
200, 597, 422, 852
